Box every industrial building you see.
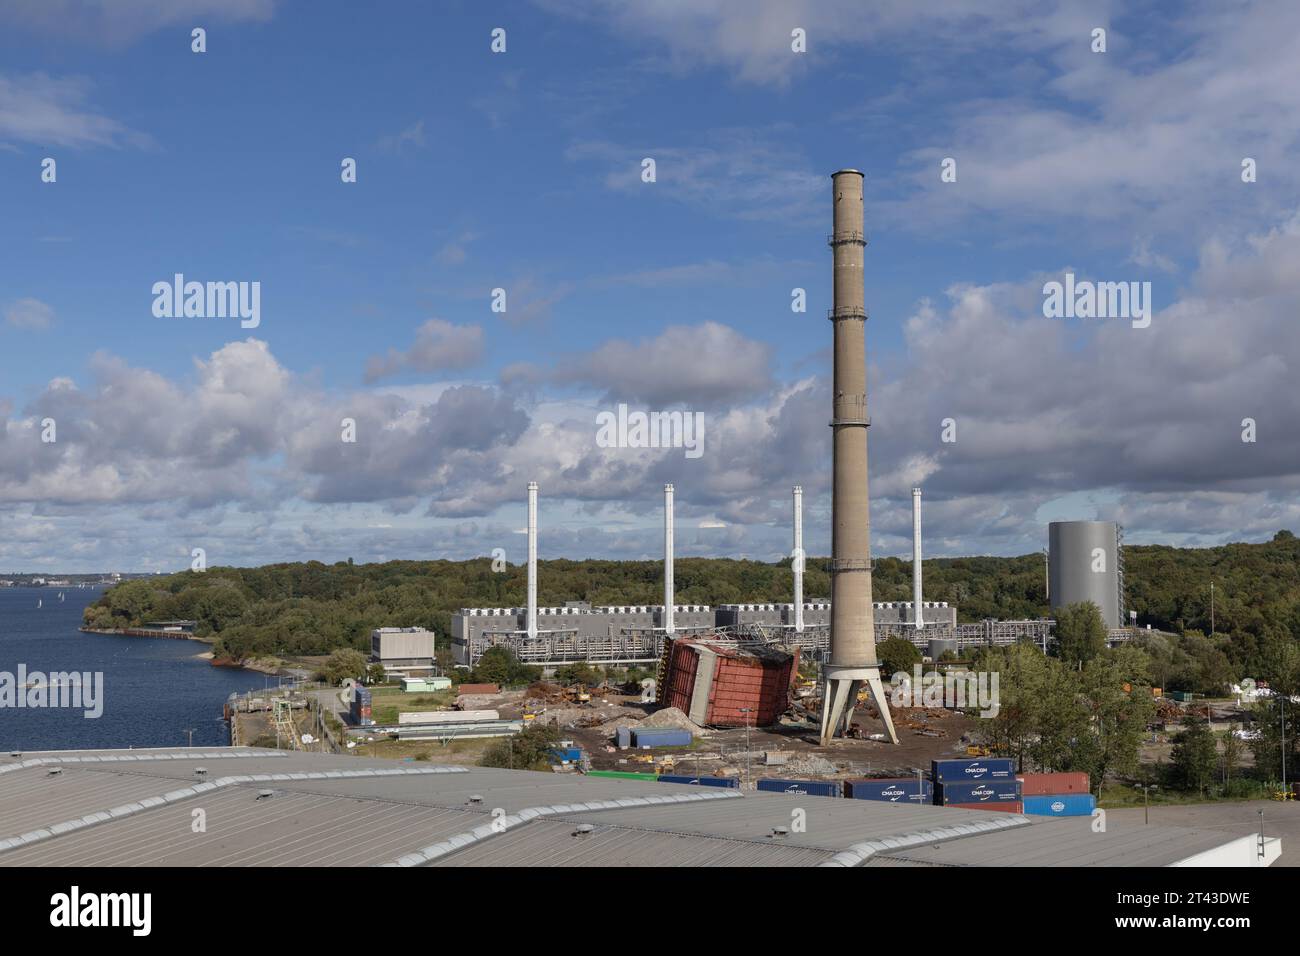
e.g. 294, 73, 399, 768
0, 747, 1278, 867
450, 603, 715, 666
449, 476, 1055, 668
370, 627, 436, 673
1048, 520, 1125, 629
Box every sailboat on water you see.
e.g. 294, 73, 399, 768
37, 598, 42, 608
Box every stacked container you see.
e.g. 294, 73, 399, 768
351, 686, 373, 726
932, 758, 1020, 812
1019, 772, 1095, 817
845, 778, 933, 804
756, 778, 842, 797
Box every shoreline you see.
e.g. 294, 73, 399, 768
81, 627, 295, 678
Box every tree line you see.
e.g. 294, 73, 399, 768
81, 530, 1300, 693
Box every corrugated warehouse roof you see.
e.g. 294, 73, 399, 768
871, 815, 1248, 867
428, 819, 837, 867
0, 748, 1269, 867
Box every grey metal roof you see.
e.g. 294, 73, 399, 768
428, 819, 836, 867
0, 766, 208, 842
0, 748, 1262, 867
262, 765, 724, 812
874, 816, 1248, 867
0, 787, 488, 867
553, 792, 1029, 854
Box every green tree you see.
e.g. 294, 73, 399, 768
1220, 729, 1241, 785
877, 636, 922, 678
318, 648, 368, 685
973, 643, 1053, 771
1073, 653, 1156, 795
554, 662, 601, 686
480, 723, 563, 771
1169, 716, 1217, 795
472, 646, 540, 686
1055, 601, 1107, 667
1249, 696, 1299, 782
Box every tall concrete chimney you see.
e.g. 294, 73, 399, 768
526, 480, 538, 640
793, 485, 804, 633
912, 488, 924, 629
819, 170, 898, 746
663, 483, 675, 636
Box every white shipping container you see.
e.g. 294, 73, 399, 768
397, 709, 500, 726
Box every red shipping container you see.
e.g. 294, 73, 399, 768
1017, 772, 1089, 796
658, 638, 798, 727
946, 801, 1023, 814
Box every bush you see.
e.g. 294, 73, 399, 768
480, 724, 563, 771
317, 648, 368, 685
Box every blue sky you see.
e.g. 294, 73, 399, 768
2, 0, 1299, 573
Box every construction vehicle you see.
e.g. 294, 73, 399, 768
966, 744, 992, 757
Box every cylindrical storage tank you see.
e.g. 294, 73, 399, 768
1048, 521, 1121, 628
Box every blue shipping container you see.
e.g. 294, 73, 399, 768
931, 758, 1016, 782
616, 726, 631, 748
937, 780, 1022, 804
1023, 793, 1096, 817
847, 779, 933, 803
631, 728, 692, 748
657, 774, 740, 789
756, 778, 842, 798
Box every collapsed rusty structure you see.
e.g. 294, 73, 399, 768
655, 636, 800, 728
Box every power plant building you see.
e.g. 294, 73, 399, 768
370, 627, 436, 671
1048, 521, 1125, 629
450, 604, 714, 667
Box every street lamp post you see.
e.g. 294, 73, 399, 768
1139, 783, 1158, 824
740, 708, 753, 789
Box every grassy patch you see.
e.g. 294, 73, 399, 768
368, 688, 456, 725
1100, 778, 1276, 808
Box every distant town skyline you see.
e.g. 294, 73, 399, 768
3, 1, 1300, 573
